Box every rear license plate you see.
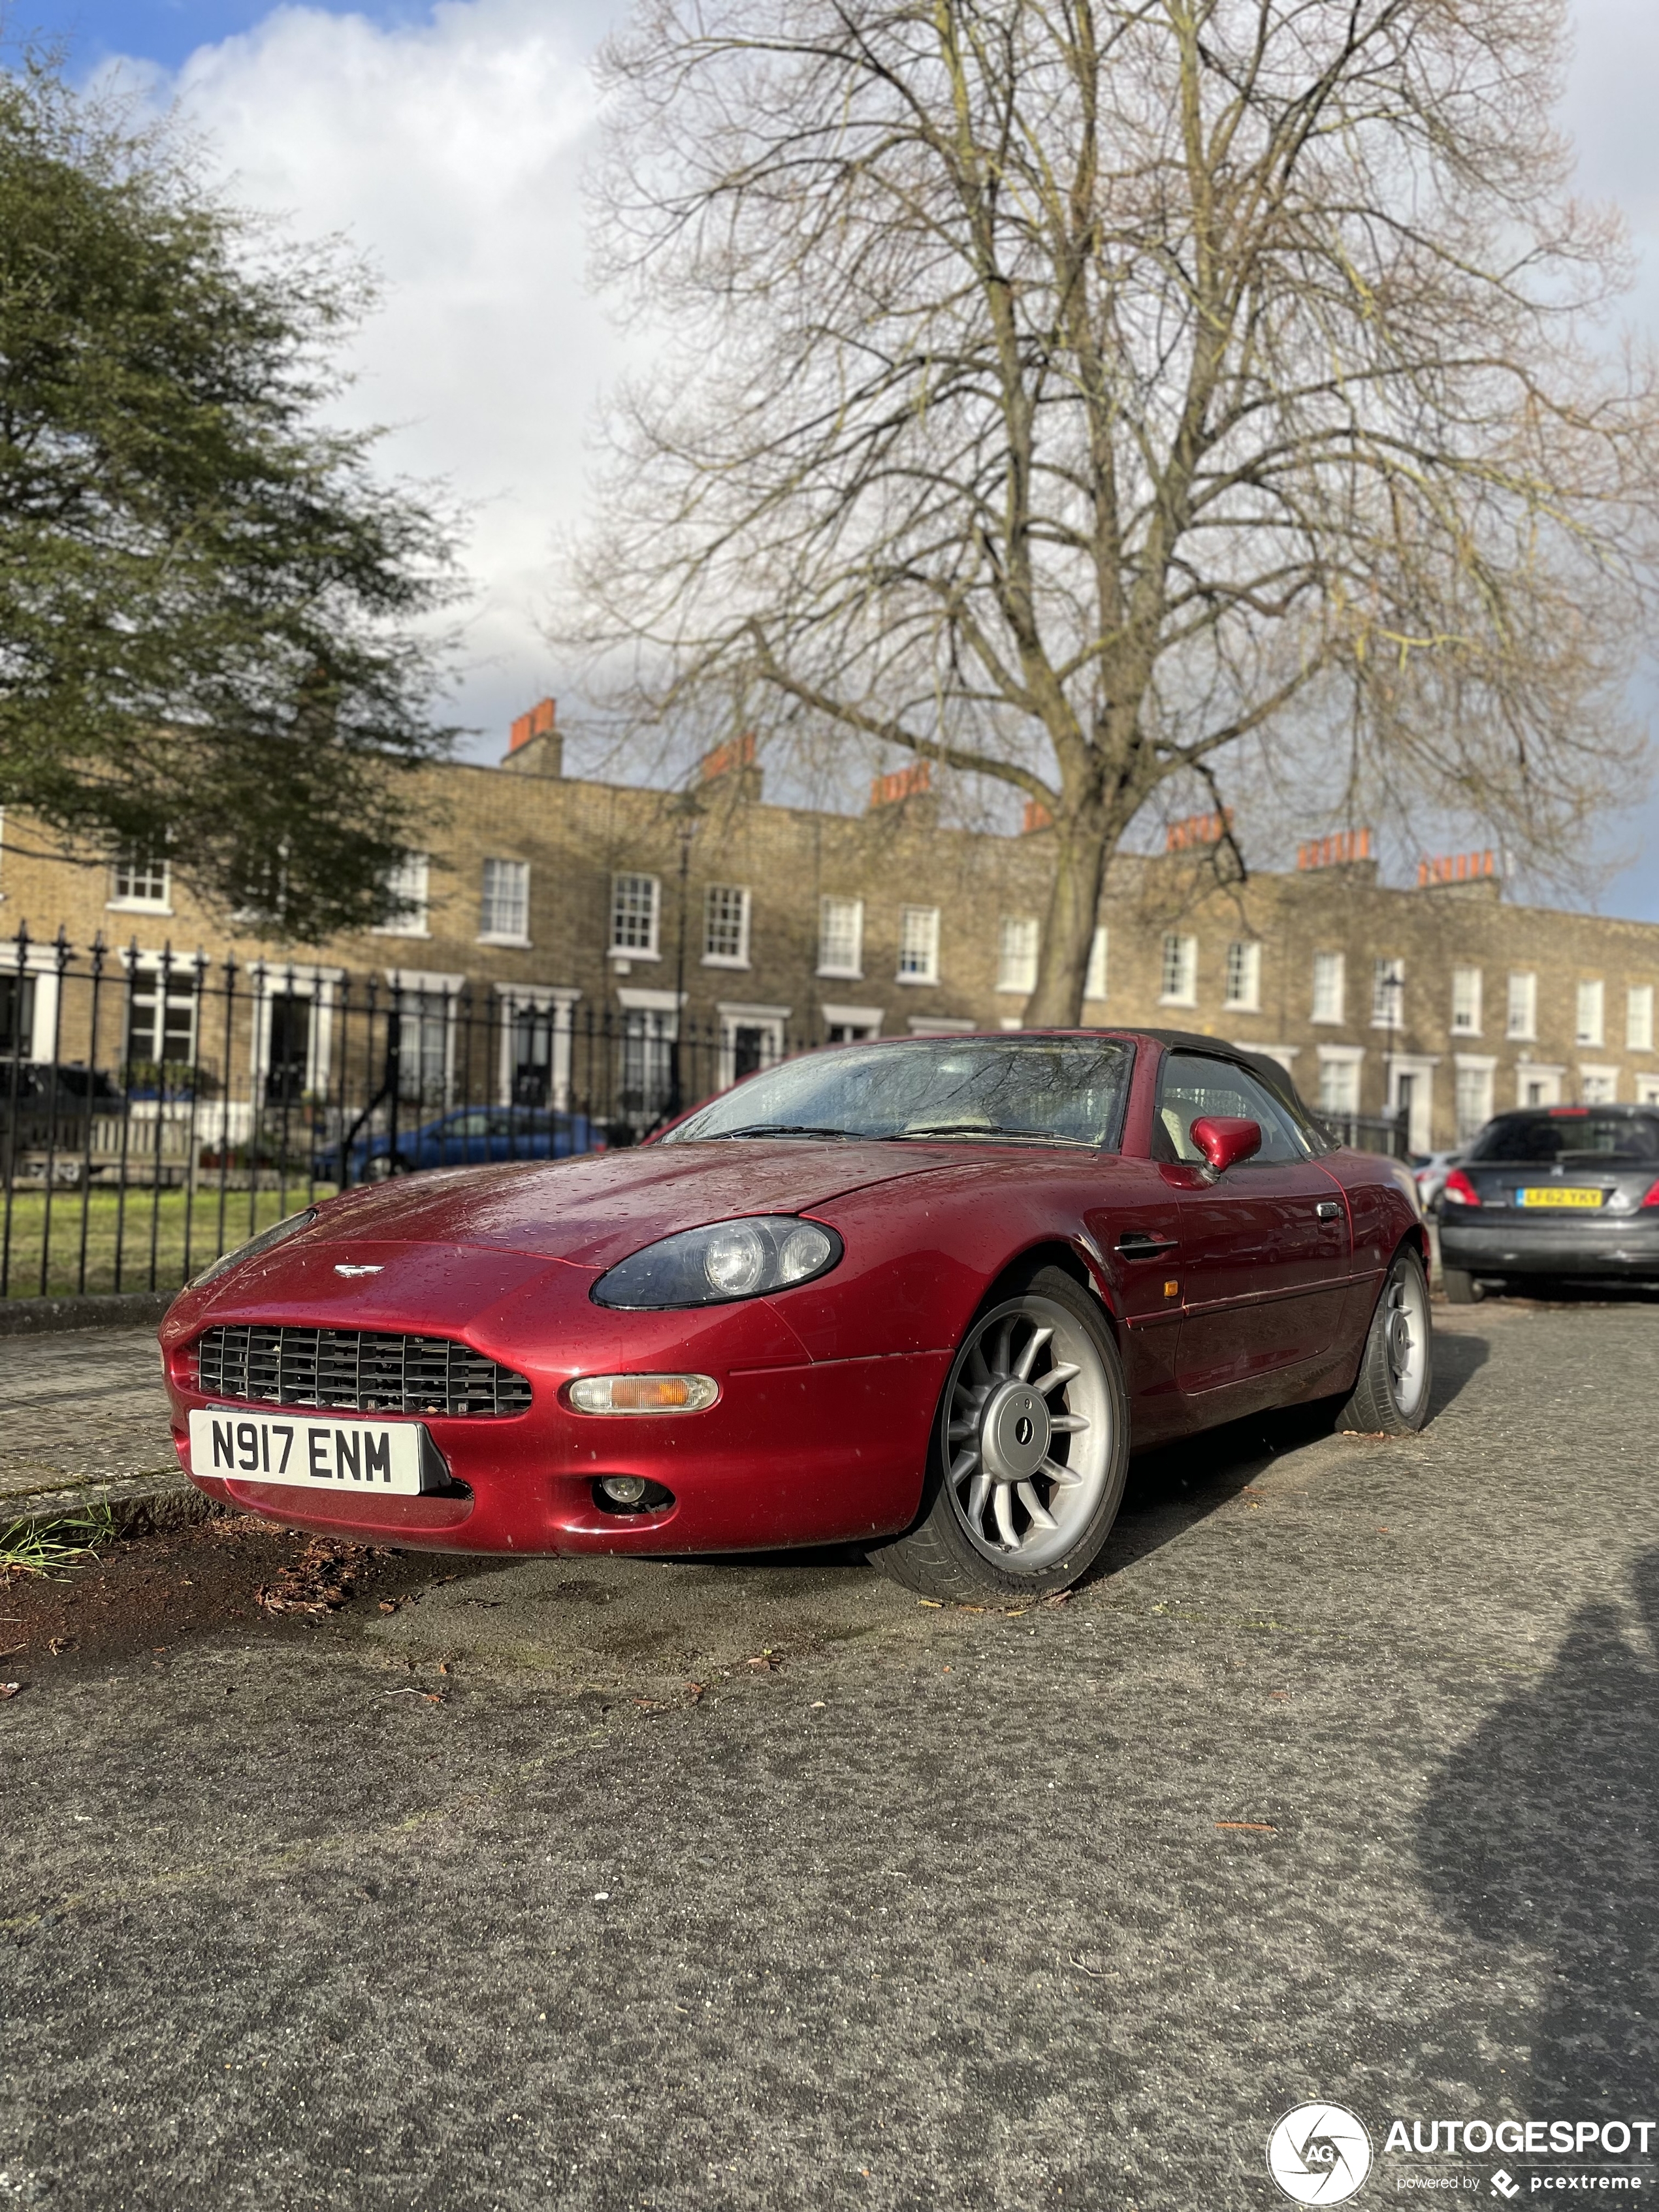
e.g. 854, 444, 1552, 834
1518, 1186, 1604, 1209
188, 1409, 426, 1493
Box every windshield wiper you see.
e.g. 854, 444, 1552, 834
898, 1123, 1096, 1147
699, 1123, 856, 1140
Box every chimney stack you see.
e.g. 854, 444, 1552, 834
502, 697, 562, 778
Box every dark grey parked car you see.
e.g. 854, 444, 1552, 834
1438, 1104, 1659, 1301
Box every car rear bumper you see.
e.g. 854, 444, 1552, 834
1440, 1214, 1659, 1279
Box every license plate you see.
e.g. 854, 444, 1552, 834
1518, 1186, 1604, 1209
188, 1409, 427, 1494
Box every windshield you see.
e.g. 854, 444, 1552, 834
1470, 1114, 1659, 1164
663, 1036, 1135, 1149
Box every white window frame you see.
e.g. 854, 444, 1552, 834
702, 884, 752, 970
1315, 1044, 1364, 1118
907, 1016, 976, 1036
1159, 933, 1198, 1008
1385, 1053, 1437, 1153
380, 967, 466, 1108
716, 1001, 790, 1090
494, 984, 580, 1111
817, 897, 865, 980
1311, 951, 1345, 1026
1084, 926, 1108, 1006
1515, 1061, 1564, 1109
609, 873, 661, 962
997, 916, 1039, 996
1223, 940, 1261, 1012
820, 1001, 883, 1042
5, 938, 59, 1061
614, 984, 683, 1127
1579, 1064, 1619, 1106
1453, 1053, 1496, 1145
477, 858, 531, 947
372, 853, 431, 939
1506, 972, 1538, 1042
1626, 984, 1654, 1054
1575, 978, 1605, 1050
1450, 965, 1483, 1037
108, 852, 172, 915
1635, 1074, 1659, 1106
249, 964, 344, 1100
897, 905, 941, 985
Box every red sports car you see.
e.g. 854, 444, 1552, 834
159, 1031, 1430, 1600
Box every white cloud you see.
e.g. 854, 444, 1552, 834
103, 0, 1659, 912
131, 0, 626, 759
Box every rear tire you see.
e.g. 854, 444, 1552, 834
1442, 1266, 1479, 1305
868, 1265, 1129, 1601
1339, 1247, 1433, 1434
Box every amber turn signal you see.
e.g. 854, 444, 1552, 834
566, 1373, 719, 1415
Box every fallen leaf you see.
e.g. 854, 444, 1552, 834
746, 1650, 782, 1671
1215, 1821, 1277, 1833
1042, 1591, 1073, 1608
809, 1700, 827, 1710
917, 1599, 944, 1609
685, 1682, 705, 1704
378, 1600, 399, 1614
46, 1637, 74, 1657
0, 1682, 21, 1699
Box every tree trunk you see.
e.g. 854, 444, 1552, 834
1024, 810, 1113, 1027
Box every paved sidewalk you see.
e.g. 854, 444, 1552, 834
0, 1326, 185, 1525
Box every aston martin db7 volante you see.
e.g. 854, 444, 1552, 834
159, 1031, 1429, 1599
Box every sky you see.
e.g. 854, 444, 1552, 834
17, 0, 1659, 919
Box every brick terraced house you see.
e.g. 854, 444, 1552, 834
2, 699, 1657, 1155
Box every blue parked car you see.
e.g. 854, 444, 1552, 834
319, 1105, 605, 1184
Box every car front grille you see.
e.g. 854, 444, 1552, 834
195, 1326, 533, 1417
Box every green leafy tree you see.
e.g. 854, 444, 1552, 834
0, 54, 459, 942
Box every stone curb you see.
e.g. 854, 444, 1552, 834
1, 1465, 212, 1539
0, 1292, 174, 1336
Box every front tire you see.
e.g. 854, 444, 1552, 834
1340, 1247, 1433, 1434
869, 1265, 1129, 1601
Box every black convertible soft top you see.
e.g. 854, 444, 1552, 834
1138, 1028, 1327, 1144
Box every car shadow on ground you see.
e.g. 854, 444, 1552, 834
1097, 1328, 1490, 1579
1416, 1545, 1659, 2117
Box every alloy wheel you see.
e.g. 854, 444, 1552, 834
942, 1292, 1116, 1574
1384, 1261, 1430, 1419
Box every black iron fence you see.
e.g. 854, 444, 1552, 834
1, 924, 1408, 1301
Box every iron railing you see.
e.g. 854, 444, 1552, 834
1, 923, 1410, 1300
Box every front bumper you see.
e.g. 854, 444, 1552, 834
1440, 1212, 1659, 1281
170, 1349, 948, 1555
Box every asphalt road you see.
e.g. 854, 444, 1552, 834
4, 1295, 1658, 2212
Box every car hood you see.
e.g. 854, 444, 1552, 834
291, 1140, 965, 1270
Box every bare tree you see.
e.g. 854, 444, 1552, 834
567, 0, 1658, 1021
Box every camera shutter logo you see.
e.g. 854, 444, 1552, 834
1267, 2104, 1374, 2204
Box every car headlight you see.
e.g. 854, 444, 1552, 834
591, 1215, 843, 1309
189, 1208, 318, 1289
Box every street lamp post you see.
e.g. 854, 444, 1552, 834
668, 799, 700, 1117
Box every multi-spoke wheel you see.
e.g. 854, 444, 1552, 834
1338, 1245, 1434, 1434
869, 1264, 1129, 1600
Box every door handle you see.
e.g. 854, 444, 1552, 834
1117, 1230, 1178, 1258
1315, 1200, 1342, 1221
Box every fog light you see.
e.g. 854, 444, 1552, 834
566, 1373, 718, 1415
600, 1475, 650, 1505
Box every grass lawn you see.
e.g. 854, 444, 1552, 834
0, 1184, 338, 1300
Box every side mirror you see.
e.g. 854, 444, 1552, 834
1191, 1115, 1262, 1174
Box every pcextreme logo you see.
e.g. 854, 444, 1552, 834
1268, 2104, 1375, 2204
